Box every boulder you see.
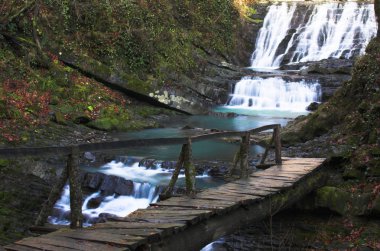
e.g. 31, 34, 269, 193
370, 194, 380, 216
315, 186, 372, 216
100, 175, 134, 196
82, 172, 106, 190
86, 196, 104, 209
306, 102, 319, 111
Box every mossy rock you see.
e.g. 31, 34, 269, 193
315, 186, 351, 215
87, 117, 125, 131
371, 194, 380, 216
366, 161, 380, 177
343, 167, 365, 180
0, 159, 10, 167
315, 186, 372, 216
52, 111, 67, 125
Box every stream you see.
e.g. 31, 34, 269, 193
48, 1, 376, 250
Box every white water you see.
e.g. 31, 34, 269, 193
49, 182, 159, 226
251, 3, 297, 68
226, 76, 321, 112
100, 160, 209, 186
49, 159, 210, 225
251, 2, 376, 68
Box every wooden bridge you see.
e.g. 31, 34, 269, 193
0, 124, 328, 251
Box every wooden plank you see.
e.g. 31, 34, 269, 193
195, 192, 259, 204
94, 222, 185, 230
14, 239, 75, 251
151, 198, 234, 212
56, 230, 144, 249
91, 228, 163, 242
25, 236, 126, 251
249, 174, 301, 181
4, 244, 41, 251
132, 209, 212, 216
93, 222, 186, 239
206, 188, 272, 197
214, 184, 277, 196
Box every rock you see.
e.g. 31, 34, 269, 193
52, 111, 66, 125
74, 115, 91, 124
315, 186, 372, 216
315, 186, 350, 215
84, 152, 96, 162
370, 194, 380, 216
306, 102, 319, 111
87, 118, 121, 131
299, 59, 353, 75
86, 196, 104, 209
0, 159, 10, 167
139, 159, 159, 169
343, 167, 365, 180
82, 172, 106, 190
100, 175, 134, 196
182, 125, 194, 130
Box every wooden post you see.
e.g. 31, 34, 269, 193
34, 165, 69, 226
184, 138, 196, 197
68, 146, 83, 228
260, 132, 275, 165
160, 145, 186, 200
274, 125, 282, 165
240, 132, 250, 178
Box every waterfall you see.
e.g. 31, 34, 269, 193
48, 181, 159, 226
251, 3, 297, 68
48, 159, 211, 226
251, 2, 376, 68
227, 77, 321, 112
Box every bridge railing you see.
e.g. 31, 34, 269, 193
0, 124, 281, 229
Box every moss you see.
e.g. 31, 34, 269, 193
0, 159, 9, 167
315, 186, 351, 215
87, 117, 125, 131
343, 167, 365, 180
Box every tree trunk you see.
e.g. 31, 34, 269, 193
68, 146, 83, 228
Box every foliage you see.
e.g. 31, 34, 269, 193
0, 80, 50, 142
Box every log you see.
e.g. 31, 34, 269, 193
160, 145, 186, 199
274, 125, 282, 165
34, 165, 69, 226
68, 146, 83, 228
239, 132, 250, 178
184, 138, 196, 197
260, 132, 274, 165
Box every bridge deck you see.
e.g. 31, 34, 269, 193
4, 158, 326, 251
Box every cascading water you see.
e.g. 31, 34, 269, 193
49, 158, 213, 226
227, 76, 321, 112
250, 3, 297, 69
49, 181, 160, 226
251, 2, 376, 68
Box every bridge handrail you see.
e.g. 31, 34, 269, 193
0, 123, 282, 229
0, 124, 280, 157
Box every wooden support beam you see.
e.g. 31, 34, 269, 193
160, 145, 186, 200
260, 132, 275, 165
67, 146, 83, 228
274, 125, 282, 165
184, 138, 196, 197
34, 166, 69, 226
240, 132, 250, 178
